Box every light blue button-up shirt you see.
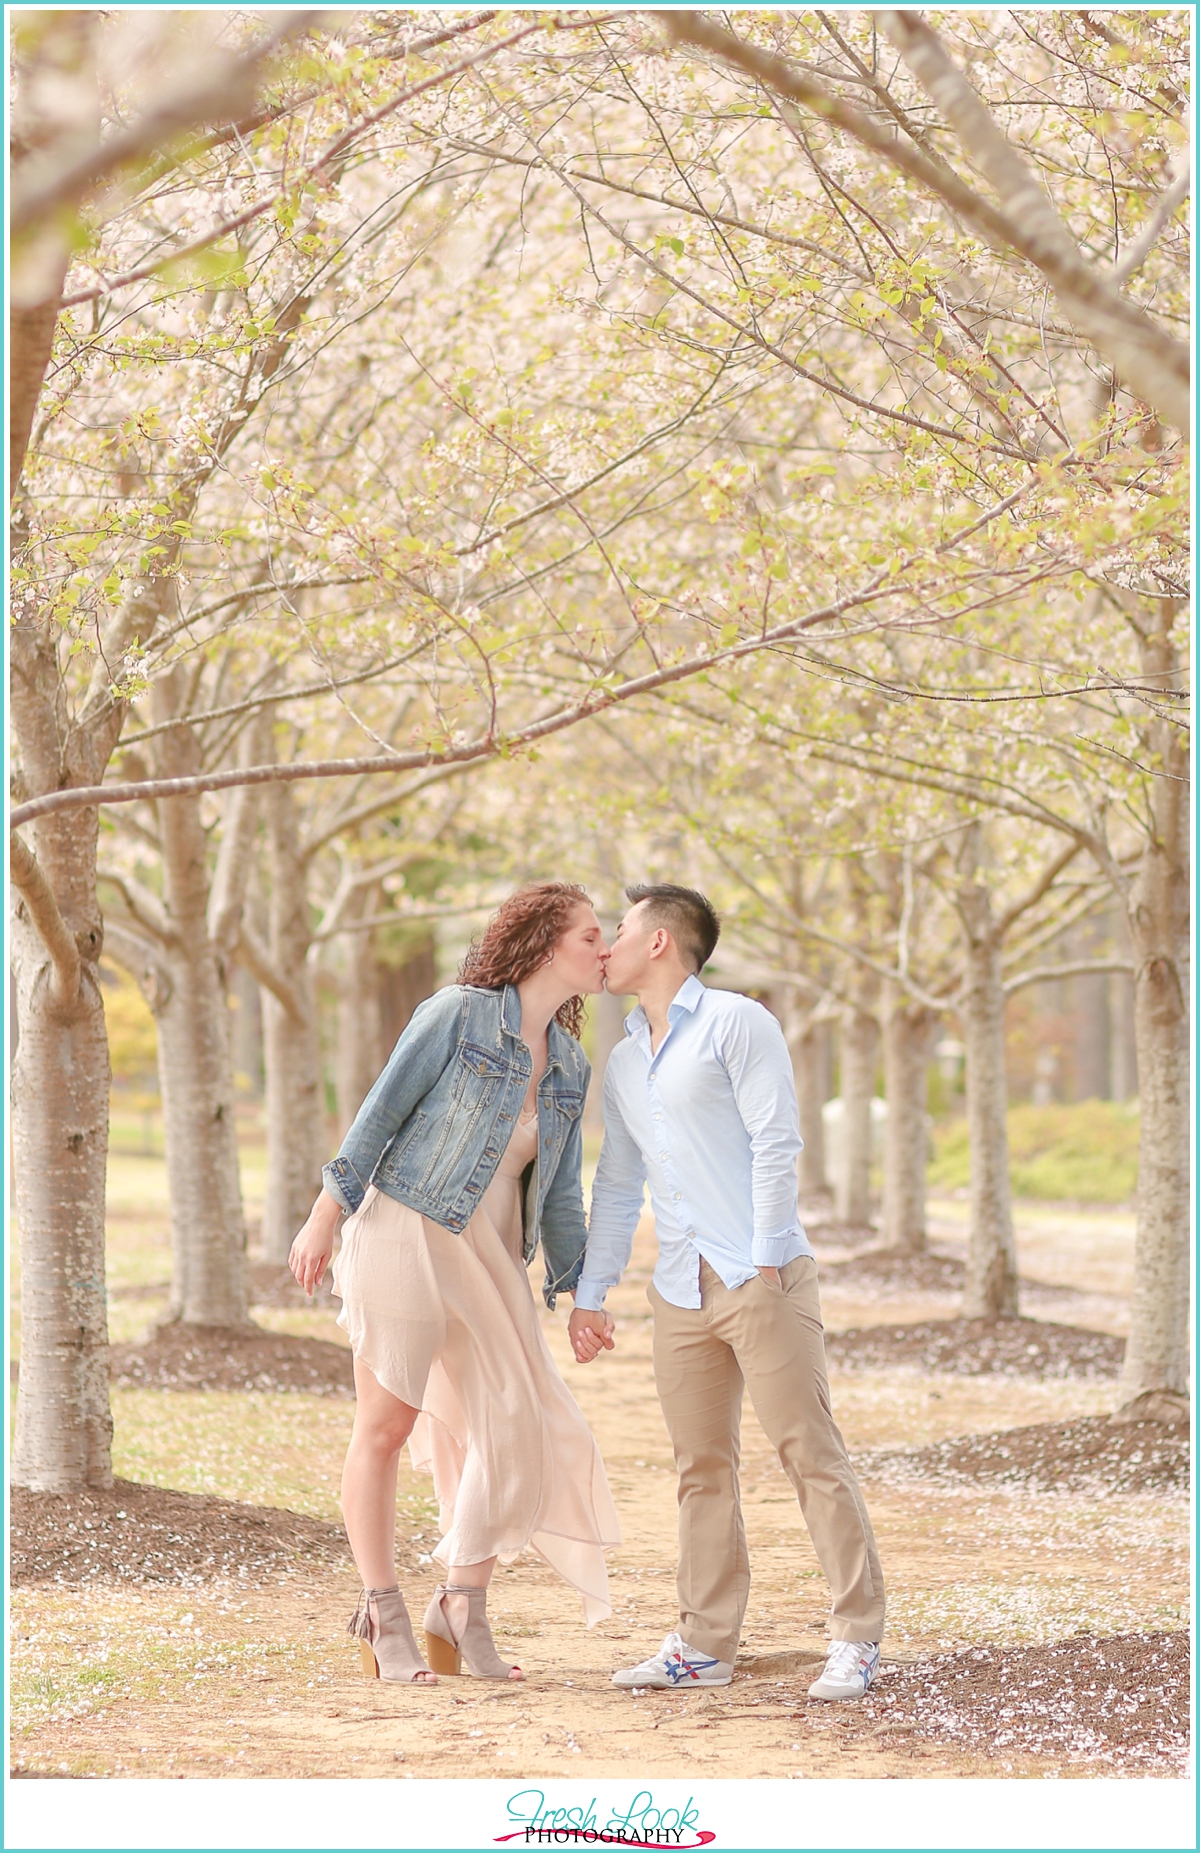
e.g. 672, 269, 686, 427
577, 974, 812, 1311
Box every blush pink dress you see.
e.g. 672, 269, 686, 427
331, 1108, 619, 1625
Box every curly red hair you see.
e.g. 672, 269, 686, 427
458, 882, 593, 1038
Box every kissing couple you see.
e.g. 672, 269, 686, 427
290, 881, 884, 1699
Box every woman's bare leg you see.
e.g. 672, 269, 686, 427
443, 1555, 522, 1679
445, 1557, 495, 1589
344, 1360, 520, 1681
342, 1356, 420, 1589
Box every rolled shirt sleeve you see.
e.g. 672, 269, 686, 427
713, 1005, 805, 1266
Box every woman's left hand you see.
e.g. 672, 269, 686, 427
568, 1306, 615, 1363
288, 1190, 343, 1296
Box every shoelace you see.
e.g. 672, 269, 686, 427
823, 1639, 868, 1680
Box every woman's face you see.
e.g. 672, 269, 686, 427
550, 904, 610, 996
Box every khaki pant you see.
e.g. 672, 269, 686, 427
649, 1255, 885, 1664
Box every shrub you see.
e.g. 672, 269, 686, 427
100, 963, 158, 1089
928, 1100, 1139, 1204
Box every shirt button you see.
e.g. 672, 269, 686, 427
673, 1192, 682, 1201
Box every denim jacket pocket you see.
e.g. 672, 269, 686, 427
458, 1043, 509, 1080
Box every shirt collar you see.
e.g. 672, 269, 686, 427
670, 974, 707, 1016
624, 973, 706, 1038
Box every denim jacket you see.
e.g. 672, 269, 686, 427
322, 983, 590, 1308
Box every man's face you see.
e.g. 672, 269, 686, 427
603, 901, 656, 994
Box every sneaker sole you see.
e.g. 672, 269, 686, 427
612, 1669, 733, 1689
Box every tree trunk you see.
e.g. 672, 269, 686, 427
584, 984, 630, 1132
8, 272, 309, 1473
335, 887, 385, 1138
10, 805, 113, 1490
1074, 962, 1111, 1101
153, 699, 249, 1324
10, 291, 64, 486
229, 961, 263, 1094
1108, 971, 1137, 1101
10, 569, 116, 1491
958, 878, 1020, 1319
1114, 607, 1190, 1420
882, 988, 935, 1253
780, 999, 830, 1194
799, 1019, 831, 1195
260, 782, 324, 1263
836, 990, 877, 1228
378, 931, 438, 1049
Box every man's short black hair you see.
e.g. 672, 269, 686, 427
625, 883, 721, 973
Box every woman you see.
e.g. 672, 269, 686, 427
289, 882, 620, 1686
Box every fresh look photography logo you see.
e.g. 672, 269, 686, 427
495, 1788, 715, 1848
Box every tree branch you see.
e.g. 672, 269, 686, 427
12, 12, 317, 235
10, 833, 82, 1005
507, 119, 1032, 460
1111, 158, 1190, 286
658, 9, 1188, 429
208, 717, 267, 957
994, 841, 1083, 937
100, 917, 174, 1010
877, 10, 1189, 427
8, 465, 1054, 837
236, 920, 306, 1022
1003, 958, 1134, 997
54, 15, 547, 310
96, 867, 175, 947
300, 752, 494, 862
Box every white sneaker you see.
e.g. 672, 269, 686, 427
807, 1639, 881, 1700
612, 1630, 734, 1689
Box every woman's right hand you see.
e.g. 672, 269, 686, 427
288, 1191, 343, 1297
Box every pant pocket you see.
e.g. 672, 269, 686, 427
755, 1268, 786, 1294
780, 1255, 818, 1295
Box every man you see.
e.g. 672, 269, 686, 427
568, 884, 884, 1700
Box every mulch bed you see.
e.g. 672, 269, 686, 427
109, 1323, 354, 1395
858, 1630, 1191, 1771
819, 1248, 967, 1294
826, 1316, 1124, 1379
11, 1477, 351, 1587
802, 1220, 880, 1251
103, 1264, 326, 1312
103, 1313, 1123, 1392
247, 1262, 332, 1309
858, 1414, 1190, 1496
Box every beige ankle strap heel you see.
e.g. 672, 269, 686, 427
423, 1582, 523, 1681
348, 1585, 437, 1684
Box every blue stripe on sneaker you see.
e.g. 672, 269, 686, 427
667, 1655, 721, 1683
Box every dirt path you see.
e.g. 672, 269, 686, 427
11, 1219, 1190, 1780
